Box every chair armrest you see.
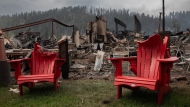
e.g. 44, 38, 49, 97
55, 59, 66, 67
108, 56, 137, 76
8, 58, 31, 80
157, 57, 178, 85
158, 57, 178, 70
157, 57, 178, 62
8, 58, 31, 66
54, 58, 66, 79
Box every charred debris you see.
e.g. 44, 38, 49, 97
2, 16, 190, 79
2, 16, 144, 58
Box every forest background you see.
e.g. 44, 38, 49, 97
0, 6, 189, 40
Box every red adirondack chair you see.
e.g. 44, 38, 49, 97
108, 34, 178, 105
9, 43, 65, 96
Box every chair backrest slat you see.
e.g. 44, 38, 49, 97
149, 44, 161, 79
136, 34, 168, 79
153, 36, 162, 79
140, 46, 146, 77
137, 45, 142, 76
143, 46, 152, 78
31, 43, 58, 75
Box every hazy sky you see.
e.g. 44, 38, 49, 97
0, 0, 190, 16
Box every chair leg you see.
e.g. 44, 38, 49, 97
23, 82, 34, 89
117, 86, 122, 99
54, 80, 59, 91
54, 82, 57, 91
158, 84, 171, 105
28, 83, 35, 88
132, 87, 140, 91
158, 89, 162, 105
19, 84, 23, 96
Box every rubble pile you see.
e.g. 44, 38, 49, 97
66, 33, 138, 80
69, 50, 115, 80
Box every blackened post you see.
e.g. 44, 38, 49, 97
52, 21, 54, 38
73, 25, 75, 36
159, 12, 162, 33
0, 31, 10, 86
72, 25, 75, 43
162, 0, 165, 32
115, 22, 118, 36
58, 38, 70, 79
90, 22, 93, 43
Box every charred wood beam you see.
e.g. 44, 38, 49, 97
114, 18, 126, 36
1, 18, 74, 32
0, 29, 17, 49
114, 18, 126, 28
134, 15, 141, 33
